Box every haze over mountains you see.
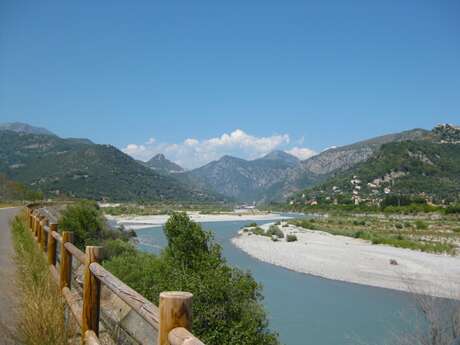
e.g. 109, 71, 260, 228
1, 122, 459, 204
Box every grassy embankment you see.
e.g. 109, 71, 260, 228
8, 213, 74, 345
289, 213, 459, 255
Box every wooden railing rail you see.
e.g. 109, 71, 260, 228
25, 205, 206, 345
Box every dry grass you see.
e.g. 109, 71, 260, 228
6, 212, 75, 345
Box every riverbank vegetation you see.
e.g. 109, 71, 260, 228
289, 213, 459, 255
101, 202, 234, 216
59, 200, 136, 250
9, 213, 74, 345
60, 202, 280, 344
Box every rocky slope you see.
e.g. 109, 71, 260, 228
143, 154, 184, 174
290, 125, 460, 205
182, 150, 304, 202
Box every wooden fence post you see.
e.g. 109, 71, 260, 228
33, 215, 38, 237
158, 291, 193, 345
35, 216, 41, 239
37, 217, 42, 243
48, 223, 58, 266
60, 231, 74, 290
40, 218, 48, 251
82, 246, 103, 338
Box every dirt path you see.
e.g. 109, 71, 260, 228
0, 207, 21, 333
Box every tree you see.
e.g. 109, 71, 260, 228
59, 200, 106, 249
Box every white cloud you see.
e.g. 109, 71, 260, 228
122, 129, 315, 169
285, 147, 316, 160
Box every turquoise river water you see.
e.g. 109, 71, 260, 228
135, 218, 418, 345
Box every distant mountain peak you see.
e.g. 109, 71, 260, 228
145, 153, 184, 173
261, 150, 299, 162
0, 122, 55, 136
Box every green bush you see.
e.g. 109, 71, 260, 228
251, 227, 265, 236
245, 222, 258, 228
103, 239, 136, 260
266, 225, 284, 238
59, 201, 106, 249
59, 200, 135, 250
286, 234, 297, 242
445, 204, 460, 214
415, 220, 428, 230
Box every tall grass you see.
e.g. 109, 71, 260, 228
8, 213, 74, 345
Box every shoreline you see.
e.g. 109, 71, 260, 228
232, 222, 460, 299
106, 212, 291, 230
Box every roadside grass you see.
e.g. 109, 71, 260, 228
8, 213, 74, 345
290, 217, 457, 255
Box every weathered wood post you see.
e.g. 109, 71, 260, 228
158, 291, 193, 345
37, 216, 42, 243
33, 215, 39, 237
47, 223, 58, 266
35, 215, 42, 239
82, 246, 103, 338
40, 218, 48, 251
60, 231, 74, 290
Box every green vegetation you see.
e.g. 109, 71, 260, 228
0, 174, 42, 202
266, 225, 284, 238
290, 140, 460, 209
0, 130, 220, 202
102, 202, 233, 216
59, 200, 135, 250
9, 213, 74, 345
289, 214, 458, 255
105, 213, 280, 345
286, 234, 298, 242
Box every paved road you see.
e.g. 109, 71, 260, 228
0, 207, 21, 334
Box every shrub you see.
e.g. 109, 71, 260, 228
245, 222, 258, 228
445, 204, 460, 214
59, 200, 106, 249
286, 234, 298, 242
267, 225, 284, 238
59, 201, 135, 250
252, 227, 265, 236
353, 220, 366, 226
415, 220, 428, 230
103, 239, 136, 261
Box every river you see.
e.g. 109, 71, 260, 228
135, 218, 417, 345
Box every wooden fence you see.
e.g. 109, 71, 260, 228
26, 205, 205, 345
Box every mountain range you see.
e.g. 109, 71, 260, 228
1, 121, 459, 204
174, 127, 432, 203
0, 124, 220, 202
290, 124, 460, 206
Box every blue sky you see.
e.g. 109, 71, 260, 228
1, 1, 459, 168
